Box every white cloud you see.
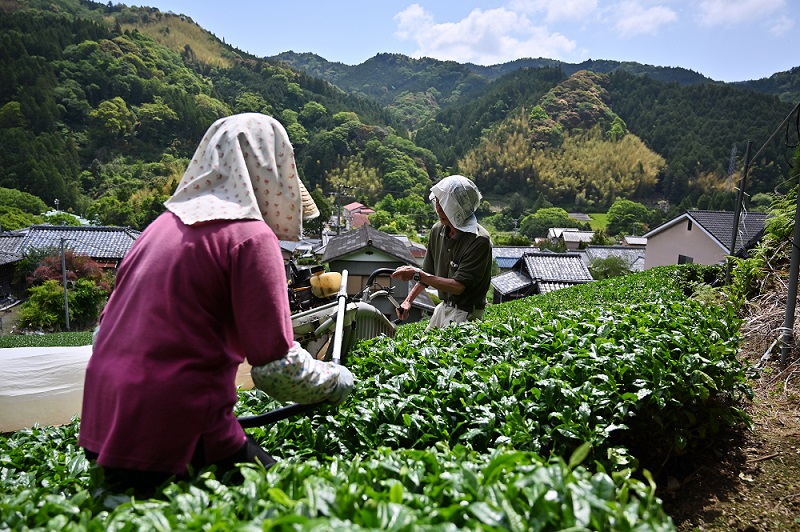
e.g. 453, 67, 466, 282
509, 0, 599, 22
613, 1, 678, 37
394, 5, 576, 65
769, 16, 795, 36
698, 0, 785, 26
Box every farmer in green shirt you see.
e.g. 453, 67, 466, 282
392, 175, 492, 329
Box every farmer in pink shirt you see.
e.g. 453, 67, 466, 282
79, 113, 353, 492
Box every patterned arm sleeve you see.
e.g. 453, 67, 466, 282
250, 342, 354, 405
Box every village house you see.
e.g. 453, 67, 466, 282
643, 210, 767, 269
322, 225, 435, 322
491, 251, 593, 303
0, 225, 141, 298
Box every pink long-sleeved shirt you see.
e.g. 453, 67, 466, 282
79, 212, 293, 474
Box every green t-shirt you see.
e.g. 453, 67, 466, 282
422, 222, 493, 309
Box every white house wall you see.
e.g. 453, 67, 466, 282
644, 219, 725, 268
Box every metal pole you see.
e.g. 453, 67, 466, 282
780, 179, 800, 364
61, 238, 70, 331
331, 270, 349, 365
725, 141, 752, 285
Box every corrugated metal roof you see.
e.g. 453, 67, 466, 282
14, 225, 141, 260
560, 231, 595, 243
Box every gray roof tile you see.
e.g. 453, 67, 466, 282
14, 225, 141, 260
522, 252, 593, 282
644, 210, 767, 256
491, 270, 532, 295
321, 225, 416, 264
581, 246, 646, 272
688, 210, 767, 254
0, 250, 21, 265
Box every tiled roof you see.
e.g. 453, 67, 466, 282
0, 250, 21, 266
560, 231, 595, 243
581, 246, 646, 272
492, 246, 539, 259
0, 233, 23, 254
491, 270, 532, 295
351, 212, 371, 228
522, 252, 594, 282
13, 225, 141, 260
321, 225, 416, 264
495, 257, 519, 269
491, 252, 593, 296
539, 281, 585, 294
643, 210, 767, 256
689, 210, 767, 254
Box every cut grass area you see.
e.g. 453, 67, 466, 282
588, 213, 608, 231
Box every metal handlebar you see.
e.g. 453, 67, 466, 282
237, 270, 350, 428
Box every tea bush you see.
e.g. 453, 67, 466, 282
0, 264, 750, 530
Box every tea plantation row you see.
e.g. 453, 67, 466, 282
1, 265, 750, 530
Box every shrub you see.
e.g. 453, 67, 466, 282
18, 278, 109, 332
588, 255, 632, 279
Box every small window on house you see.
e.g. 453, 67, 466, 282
687, 220, 693, 231
678, 254, 694, 264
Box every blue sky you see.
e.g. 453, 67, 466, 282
150, 0, 796, 82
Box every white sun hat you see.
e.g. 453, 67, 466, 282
429, 175, 482, 234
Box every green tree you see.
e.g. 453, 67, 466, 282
299, 101, 327, 128
303, 187, 332, 237
86, 195, 134, 226
43, 212, 82, 226
606, 199, 653, 237
519, 207, 579, 239
19, 278, 109, 331
89, 96, 136, 143
588, 256, 632, 279
136, 96, 179, 142
234, 92, 272, 115
0, 187, 47, 214
0, 206, 42, 231
0, 101, 26, 129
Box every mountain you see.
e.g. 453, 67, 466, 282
0, 0, 797, 236
735, 66, 800, 104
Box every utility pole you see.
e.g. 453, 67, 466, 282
61, 238, 70, 331
725, 141, 752, 285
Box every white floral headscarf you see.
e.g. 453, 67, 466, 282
164, 113, 318, 241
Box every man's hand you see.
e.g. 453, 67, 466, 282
396, 301, 411, 321
391, 265, 418, 282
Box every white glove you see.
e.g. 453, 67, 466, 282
327, 366, 354, 406
251, 342, 355, 406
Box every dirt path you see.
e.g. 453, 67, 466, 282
666, 344, 800, 530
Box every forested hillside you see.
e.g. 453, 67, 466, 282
0, 0, 437, 232
277, 50, 798, 211
1, 0, 797, 236
456, 71, 665, 209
